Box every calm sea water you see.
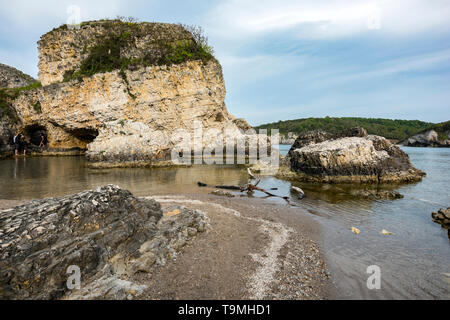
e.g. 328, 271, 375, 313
0, 146, 448, 299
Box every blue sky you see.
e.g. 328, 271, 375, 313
1, 0, 449, 125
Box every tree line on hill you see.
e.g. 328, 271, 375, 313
254, 117, 436, 141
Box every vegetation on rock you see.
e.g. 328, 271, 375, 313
62, 18, 214, 82
256, 117, 433, 141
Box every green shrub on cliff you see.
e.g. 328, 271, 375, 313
63, 19, 214, 82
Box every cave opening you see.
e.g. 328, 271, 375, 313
69, 128, 99, 144
24, 124, 47, 147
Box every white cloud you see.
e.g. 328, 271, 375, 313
208, 0, 450, 39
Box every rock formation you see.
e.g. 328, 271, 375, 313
0, 185, 208, 299
431, 208, 450, 230
399, 129, 450, 147
280, 132, 297, 145
1, 20, 252, 164
278, 128, 425, 183
0, 65, 38, 157
0, 63, 36, 89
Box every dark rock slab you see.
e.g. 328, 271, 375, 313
0, 185, 207, 299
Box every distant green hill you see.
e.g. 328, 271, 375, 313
254, 117, 434, 141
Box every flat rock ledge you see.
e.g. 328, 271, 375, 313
0, 185, 208, 300
278, 129, 425, 184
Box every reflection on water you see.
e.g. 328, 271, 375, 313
0, 157, 249, 199
0, 146, 449, 300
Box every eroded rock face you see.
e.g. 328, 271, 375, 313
0, 185, 208, 300
0, 117, 14, 157
281, 129, 425, 183
12, 60, 250, 161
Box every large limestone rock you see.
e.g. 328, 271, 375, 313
279, 129, 425, 183
12, 60, 249, 160
0, 185, 208, 300
6, 20, 252, 163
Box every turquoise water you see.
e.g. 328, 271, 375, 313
0, 146, 448, 299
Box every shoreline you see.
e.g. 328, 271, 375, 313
0, 192, 331, 300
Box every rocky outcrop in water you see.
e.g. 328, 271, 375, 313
0, 185, 208, 299
1, 20, 252, 164
350, 189, 404, 200
431, 208, 450, 230
278, 128, 425, 183
399, 129, 450, 147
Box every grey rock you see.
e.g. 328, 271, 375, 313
351, 189, 404, 200
0, 185, 208, 300
399, 129, 449, 147
284, 128, 425, 184
0, 63, 36, 89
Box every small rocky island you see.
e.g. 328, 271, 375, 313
0, 19, 251, 165
277, 128, 426, 184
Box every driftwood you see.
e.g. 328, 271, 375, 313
198, 179, 296, 205
197, 167, 303, 205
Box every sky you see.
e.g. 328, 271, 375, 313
0, 0, 449, 126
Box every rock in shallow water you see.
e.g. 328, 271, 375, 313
350, 189, 404, 200
432, 207, 450, 230
0, 185, 208, 300
281, 129, 425, 184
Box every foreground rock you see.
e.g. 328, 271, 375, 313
278, 128, 425, 184
0, 185, 208, 299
